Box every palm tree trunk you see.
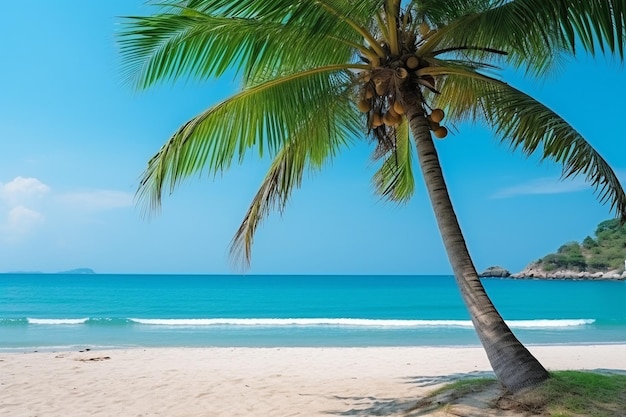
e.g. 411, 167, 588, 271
402, 88, 549, 393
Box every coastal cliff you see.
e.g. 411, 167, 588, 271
484, 219, 626, 280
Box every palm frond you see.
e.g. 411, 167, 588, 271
121, 0, 396, 89
136, 65, 359, 212
372, 119, 415, 202
421, 66, 626, 220
408, 0, 487, 26
430, 0, 626, 78
559, 0, 626, 58
229, 96, 357, 266
183, 0, 384, 26
419, 3, 566, 76
417, 61, 502, 122
119, 11, 359, 89
483, 82, 626, 220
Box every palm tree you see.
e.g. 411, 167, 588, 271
119, 0, 626, 392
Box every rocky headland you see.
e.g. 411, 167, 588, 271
509, 266, 626, 280
479, 266, 511, 278
479, 265, 626, 280
480, 218, 626, 281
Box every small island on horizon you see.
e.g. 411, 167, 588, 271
481, 218, 626, 281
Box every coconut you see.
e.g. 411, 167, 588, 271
357, 99, 370, 113
433, 126, 448, 139
375, 83, 387, 96
371, 113, 383, 128
406, 56, 420, 69
365, 85, 375, 99
428, 120, 440, 131
383, 111, 401, 126
430, 108, 445, 123
393, 100, 406, 115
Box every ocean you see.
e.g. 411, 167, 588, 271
1, 274, 625, 351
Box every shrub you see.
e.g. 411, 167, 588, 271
582, 236, 598, 249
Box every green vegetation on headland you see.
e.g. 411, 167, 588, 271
409, 371, 626, 416
482, 219, 626, 279
536, 219, 626, 272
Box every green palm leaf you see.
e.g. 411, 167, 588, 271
481, 81, 626, 217
119, 13, 355, 89
136, 65, 360, 212
419, 2, 564, 76
409, 0, 487, 25
229, 96, 357, 266
426, 68, 626, 218
372, 119, 416, 202
120, 0, 390, 89
427, 0, 626, 78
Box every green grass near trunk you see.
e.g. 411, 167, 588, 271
413, 371, 626, 416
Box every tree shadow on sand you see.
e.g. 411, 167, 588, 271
326, 369, 626, 416
323, 371, 496, 416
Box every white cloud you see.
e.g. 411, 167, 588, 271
0, 176, 50, 205
491, 177, 589, 199
0, 176, 133, 245
58, 190, 134, 210
0, 177, 49, 243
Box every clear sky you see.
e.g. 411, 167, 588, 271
1, 2, 625, 275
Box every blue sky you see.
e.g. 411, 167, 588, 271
1, 2, 625, 275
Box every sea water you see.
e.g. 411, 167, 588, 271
1, 274, 625, 351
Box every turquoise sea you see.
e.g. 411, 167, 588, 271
1, 274, 625, 351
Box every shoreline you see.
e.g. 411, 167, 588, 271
2, 345, 624, 416
3, 340, 626, 353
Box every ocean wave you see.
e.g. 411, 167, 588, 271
507, 319, 596, 328
0, 317, 596, 329
27, 318, 89, 325
128, 318, 597, 328
129, 318, 457, 327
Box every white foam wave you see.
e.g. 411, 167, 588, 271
128, 318, 595, 328
27, 318, 89, 325
129, 318, 457, 327
22, 318, 594, 328
507, 319, 595, 328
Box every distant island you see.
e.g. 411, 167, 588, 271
481, 219, 626, 280
58, 268, 96, 275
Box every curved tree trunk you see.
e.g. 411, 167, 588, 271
401, 87, 549, 393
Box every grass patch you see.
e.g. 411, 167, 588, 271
508, 371, 626, 416
408, 371, 626, 416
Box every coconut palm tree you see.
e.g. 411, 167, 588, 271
119, 0, 626, 392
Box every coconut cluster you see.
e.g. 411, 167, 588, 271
428, 108, 447, 139
355, 66, 409, 129
353, 22, 447, 139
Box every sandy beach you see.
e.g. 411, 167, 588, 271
1, 345, 624, 416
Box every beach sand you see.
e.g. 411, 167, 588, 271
1, 345, 624, 416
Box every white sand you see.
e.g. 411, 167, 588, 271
1, 345, 624, 416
